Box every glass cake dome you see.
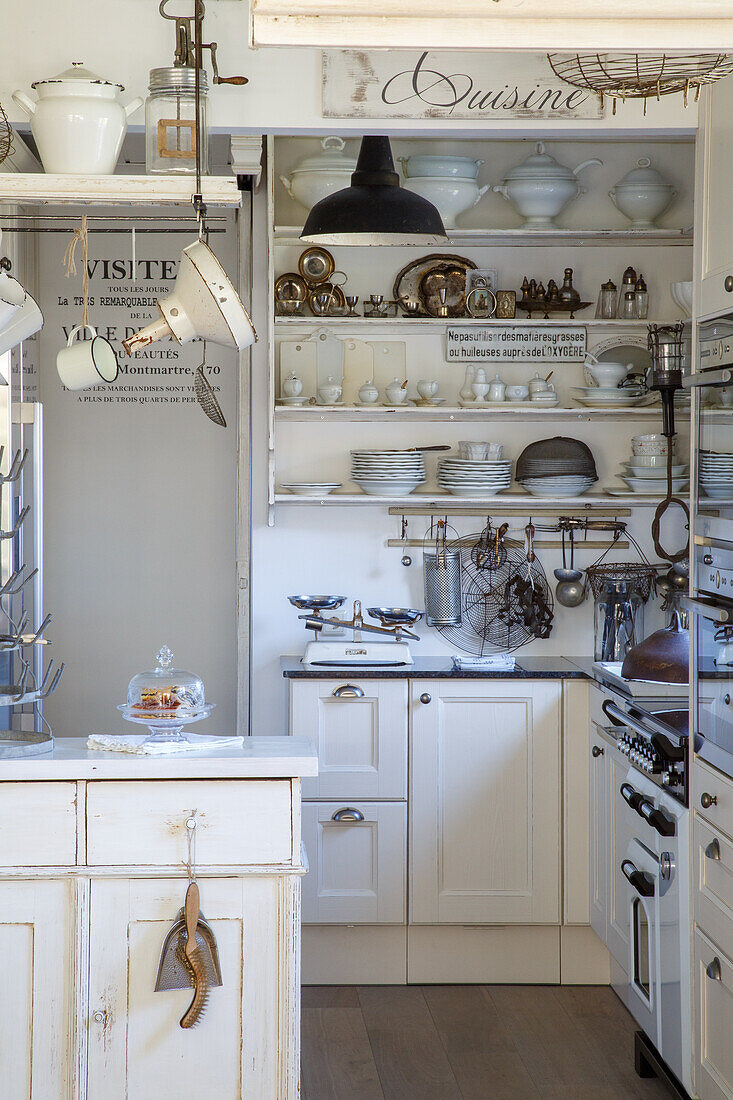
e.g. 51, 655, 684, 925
119, 645, 214, 745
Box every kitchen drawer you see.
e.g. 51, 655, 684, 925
695, 815, 733, 961
86, 780, 293, 867
695, 758, 733, 842
301, 800, 406, 923
0, 782, 77, 865
694, 927, 733, 1100
290, 679, 407, 800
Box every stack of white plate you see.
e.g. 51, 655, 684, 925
351, 449, 426, 497
570, 385, 649, 409
437, 457, 512, 497
519, 475, 596, 497
615, 453, 689, 494
700, 450, 733, 499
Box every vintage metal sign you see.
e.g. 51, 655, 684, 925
445, 325, 587, 362
322, 51, 603, 121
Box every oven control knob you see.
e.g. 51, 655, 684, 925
703, 554, 714, 566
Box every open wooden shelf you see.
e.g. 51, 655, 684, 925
0, 173, 242, 208
274, 491, 667, 508
274, 317, 662, 331
274, 405, 685, 423
274, 225, 693, 248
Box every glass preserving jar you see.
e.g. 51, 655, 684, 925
593, 579, 645, 662
145, 67, 209, 175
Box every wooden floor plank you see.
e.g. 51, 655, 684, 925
302, 986, 361, 1009
301, 1006, 384, 1100
357, 986, 462, 1100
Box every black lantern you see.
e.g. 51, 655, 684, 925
300, 136, 447, 246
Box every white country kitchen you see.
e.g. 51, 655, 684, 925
1, 3, 732, 1098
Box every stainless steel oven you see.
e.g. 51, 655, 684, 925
684, 540, 733, 779
684, 323, 733, 547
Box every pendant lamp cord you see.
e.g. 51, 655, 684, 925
193, 0, 206, 239
63, 214, 90, 329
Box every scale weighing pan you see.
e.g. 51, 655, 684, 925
0, 731, 53, 758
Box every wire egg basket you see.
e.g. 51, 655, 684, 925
547, 53, 733, 113
0, 101, 12, 166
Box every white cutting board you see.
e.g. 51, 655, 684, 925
342, 338, 374, 405
367, 340, 406, 394
279, 339, 318, 399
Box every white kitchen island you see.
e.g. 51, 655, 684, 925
0, 736, 317, 1100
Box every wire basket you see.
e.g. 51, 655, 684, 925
584, 562, 657, 603
547, 53, 733, 112
0, 101, 12, 166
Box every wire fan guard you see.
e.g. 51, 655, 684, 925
547, 53, 733, 112
438, 533, 553, 656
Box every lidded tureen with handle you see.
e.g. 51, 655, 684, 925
12, 62, 143, 175
492, 142, 602, 228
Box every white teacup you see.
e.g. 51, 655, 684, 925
417, 379, 438, 399
56, 324, 118, 391
486, 443, 504, 459
506, 384, 529, 402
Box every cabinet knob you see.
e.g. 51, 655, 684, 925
725, 276, 733, 293
592, 745, 604, 758
419, 693, 431, 704
331, 807, 364, 822
93, 1010, 106, 1024
703, 554, 714, 565
701, 792, 718, 810
706, 956, 723, 982
332, 684, 364, 699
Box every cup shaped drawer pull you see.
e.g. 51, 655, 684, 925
331, 684, 364, 699
331, 807, 365, 823
705, 838, 722, 861
706, 956, 723, 982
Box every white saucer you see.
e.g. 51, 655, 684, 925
315, 399, 345, 407
382, 401, 415, 407
277, 396, 309, 406
414, 398, 446, 406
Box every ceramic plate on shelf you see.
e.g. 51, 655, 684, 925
280, 483, 343, 496
604, 486, 665, 497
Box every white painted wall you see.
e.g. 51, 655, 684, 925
2, 4, 696, 137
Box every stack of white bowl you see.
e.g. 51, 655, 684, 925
438, 443, 511, 496
351, 449, 426, 497
617, 434, 688, 494
571, 360, 645, 409
519, 472, 597, 497
700, 449, 733, 498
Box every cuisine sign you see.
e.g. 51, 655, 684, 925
446, 326, 587, 362
322, 51, 602, 120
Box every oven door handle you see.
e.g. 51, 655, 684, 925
620, 782, 646, 813
680, 596, 732, 624
683, 368, 733, 388
621, 859, 656, 897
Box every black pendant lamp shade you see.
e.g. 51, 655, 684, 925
300, 136, 448, 246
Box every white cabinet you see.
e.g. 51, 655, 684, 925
87, 875, 298, 1100
290, 679, 407, 800
696, 75, 733, 318
301, 800, 406, 923
0, 879, 76, 1099
694, 926, 733, 1100
409, 680, 561, 924
589, 726, 609, 944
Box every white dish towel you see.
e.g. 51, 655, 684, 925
87, 734, 245, 756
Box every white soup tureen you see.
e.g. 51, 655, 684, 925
279, 137, 357, 211
492, 142, 602, 228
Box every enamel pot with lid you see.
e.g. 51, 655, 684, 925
620, 610, 689, 684
493, 142, 602, 228
279, 137, 358, 211
12, 63, 143, 175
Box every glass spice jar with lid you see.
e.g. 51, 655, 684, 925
596, 277, 617, 319
145, 66, 209, 175
634, 273, 649, 319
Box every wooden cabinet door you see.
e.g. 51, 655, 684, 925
87, 876, 300, 1100
588, 726, 609, 944
0, 879, 76, 1099
694, 927, 733, 1100
697, 76, 733, 319
410, 680, 561, 924
290, 679, 407, 799
302, 800, 406, 923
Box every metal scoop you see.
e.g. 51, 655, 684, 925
194, 342, 227, 428
154, 906, 223, 991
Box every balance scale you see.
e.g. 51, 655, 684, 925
288, 596, 421, 666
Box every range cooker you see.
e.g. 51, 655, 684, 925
591, 679, 692, 1099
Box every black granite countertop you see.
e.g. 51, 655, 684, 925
281, 655, 592, 680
